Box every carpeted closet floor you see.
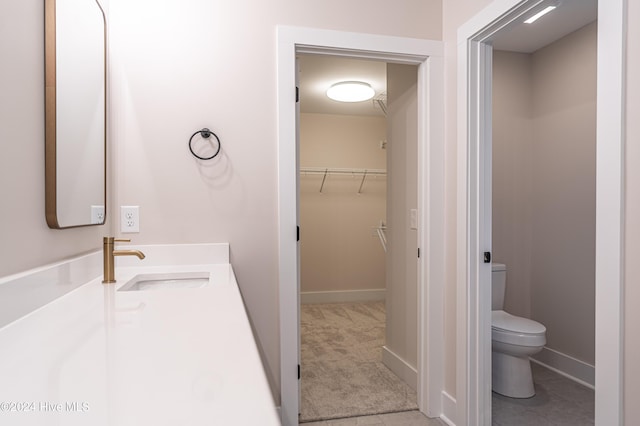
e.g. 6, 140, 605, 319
299, 302, 418, 423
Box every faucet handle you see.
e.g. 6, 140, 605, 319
103, 237, 132, 244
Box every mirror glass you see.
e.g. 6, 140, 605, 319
45, 0, 106, 228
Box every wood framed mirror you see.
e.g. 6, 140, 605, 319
45, 0, 107, 229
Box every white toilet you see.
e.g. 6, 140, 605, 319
492, 263, 546, 398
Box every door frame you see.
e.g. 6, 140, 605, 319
277, 26, 445, 426
457, 0, 626, 425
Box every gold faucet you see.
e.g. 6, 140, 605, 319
102, 237, 145, 283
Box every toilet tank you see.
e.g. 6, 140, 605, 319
491, 263, 507, 310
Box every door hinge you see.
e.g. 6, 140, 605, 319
298, 364, 300, 380
296, 86, 300, 103
297, 226, 300, 242
484, 251, 491, 263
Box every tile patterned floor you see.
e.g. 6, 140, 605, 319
300, 301, 594, 426
302, 410, 446, 426
306, 365, 594, 426
492, 362, 594, 425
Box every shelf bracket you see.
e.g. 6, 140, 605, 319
319, 168, 328, 193
357, 170, 368, 194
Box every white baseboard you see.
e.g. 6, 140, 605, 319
300, 289, 385, 304
530, 346, 595, 389
440, 391, 457, 426
382, 346, 417, 391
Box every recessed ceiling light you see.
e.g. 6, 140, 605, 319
524, 6, 556, 24
326, 81, 375, 103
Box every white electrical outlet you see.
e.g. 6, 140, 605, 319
121, 206, 140, 233
91, 205, 105, 224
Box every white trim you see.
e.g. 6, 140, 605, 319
457, 1, 626, 425
455, 31, 469, 426
530, 347, 595, 389
419, 53, 446, 420
277, 26, 445, 426
440, 391, 457, 426
382, 346, 418, 391
595, 1, 626, 425
300, 289, 385, 304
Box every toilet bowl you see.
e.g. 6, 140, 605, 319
491, 310, 546, 397
491, 263, 546, 398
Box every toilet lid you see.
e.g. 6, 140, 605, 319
492, 310, 546, 334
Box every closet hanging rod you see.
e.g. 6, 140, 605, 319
300, 167, 386, 176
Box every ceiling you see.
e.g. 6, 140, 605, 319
298, 55, 387, 117
298, 0, 597, 116
492, 0, 597, 53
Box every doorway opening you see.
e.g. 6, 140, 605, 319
491, 10, 597, 425
457, 0, 625, 425
297, 54, 419, 422
277, 27, 445, 426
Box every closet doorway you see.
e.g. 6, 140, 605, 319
297, 54, 419, 422
276, 27, 446, 426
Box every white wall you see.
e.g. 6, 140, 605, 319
299, 113, 386, 293
0, 0, 107, 278
625, 0, 640, 421
108, 0, 442, 403
385, 63, 419, 369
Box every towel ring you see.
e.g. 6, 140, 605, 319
189, 128, 221, 160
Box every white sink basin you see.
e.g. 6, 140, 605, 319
118, 272, 210, 291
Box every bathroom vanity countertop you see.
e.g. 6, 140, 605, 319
0, 262, 280, 426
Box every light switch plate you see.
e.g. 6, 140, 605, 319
121, 206, 139, 233
410, 209, 418, 230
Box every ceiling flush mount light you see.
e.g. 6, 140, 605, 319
524, 5, 556, 24
326, 81, 375, 103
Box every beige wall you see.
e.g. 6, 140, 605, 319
625, 0, 640, 421
530, 22, 597, 365
492, 51, 533, 319
299, 113, 386, 293
385, 63, 419, 368
492, 23, 597, 367
0, 0, 108, 279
